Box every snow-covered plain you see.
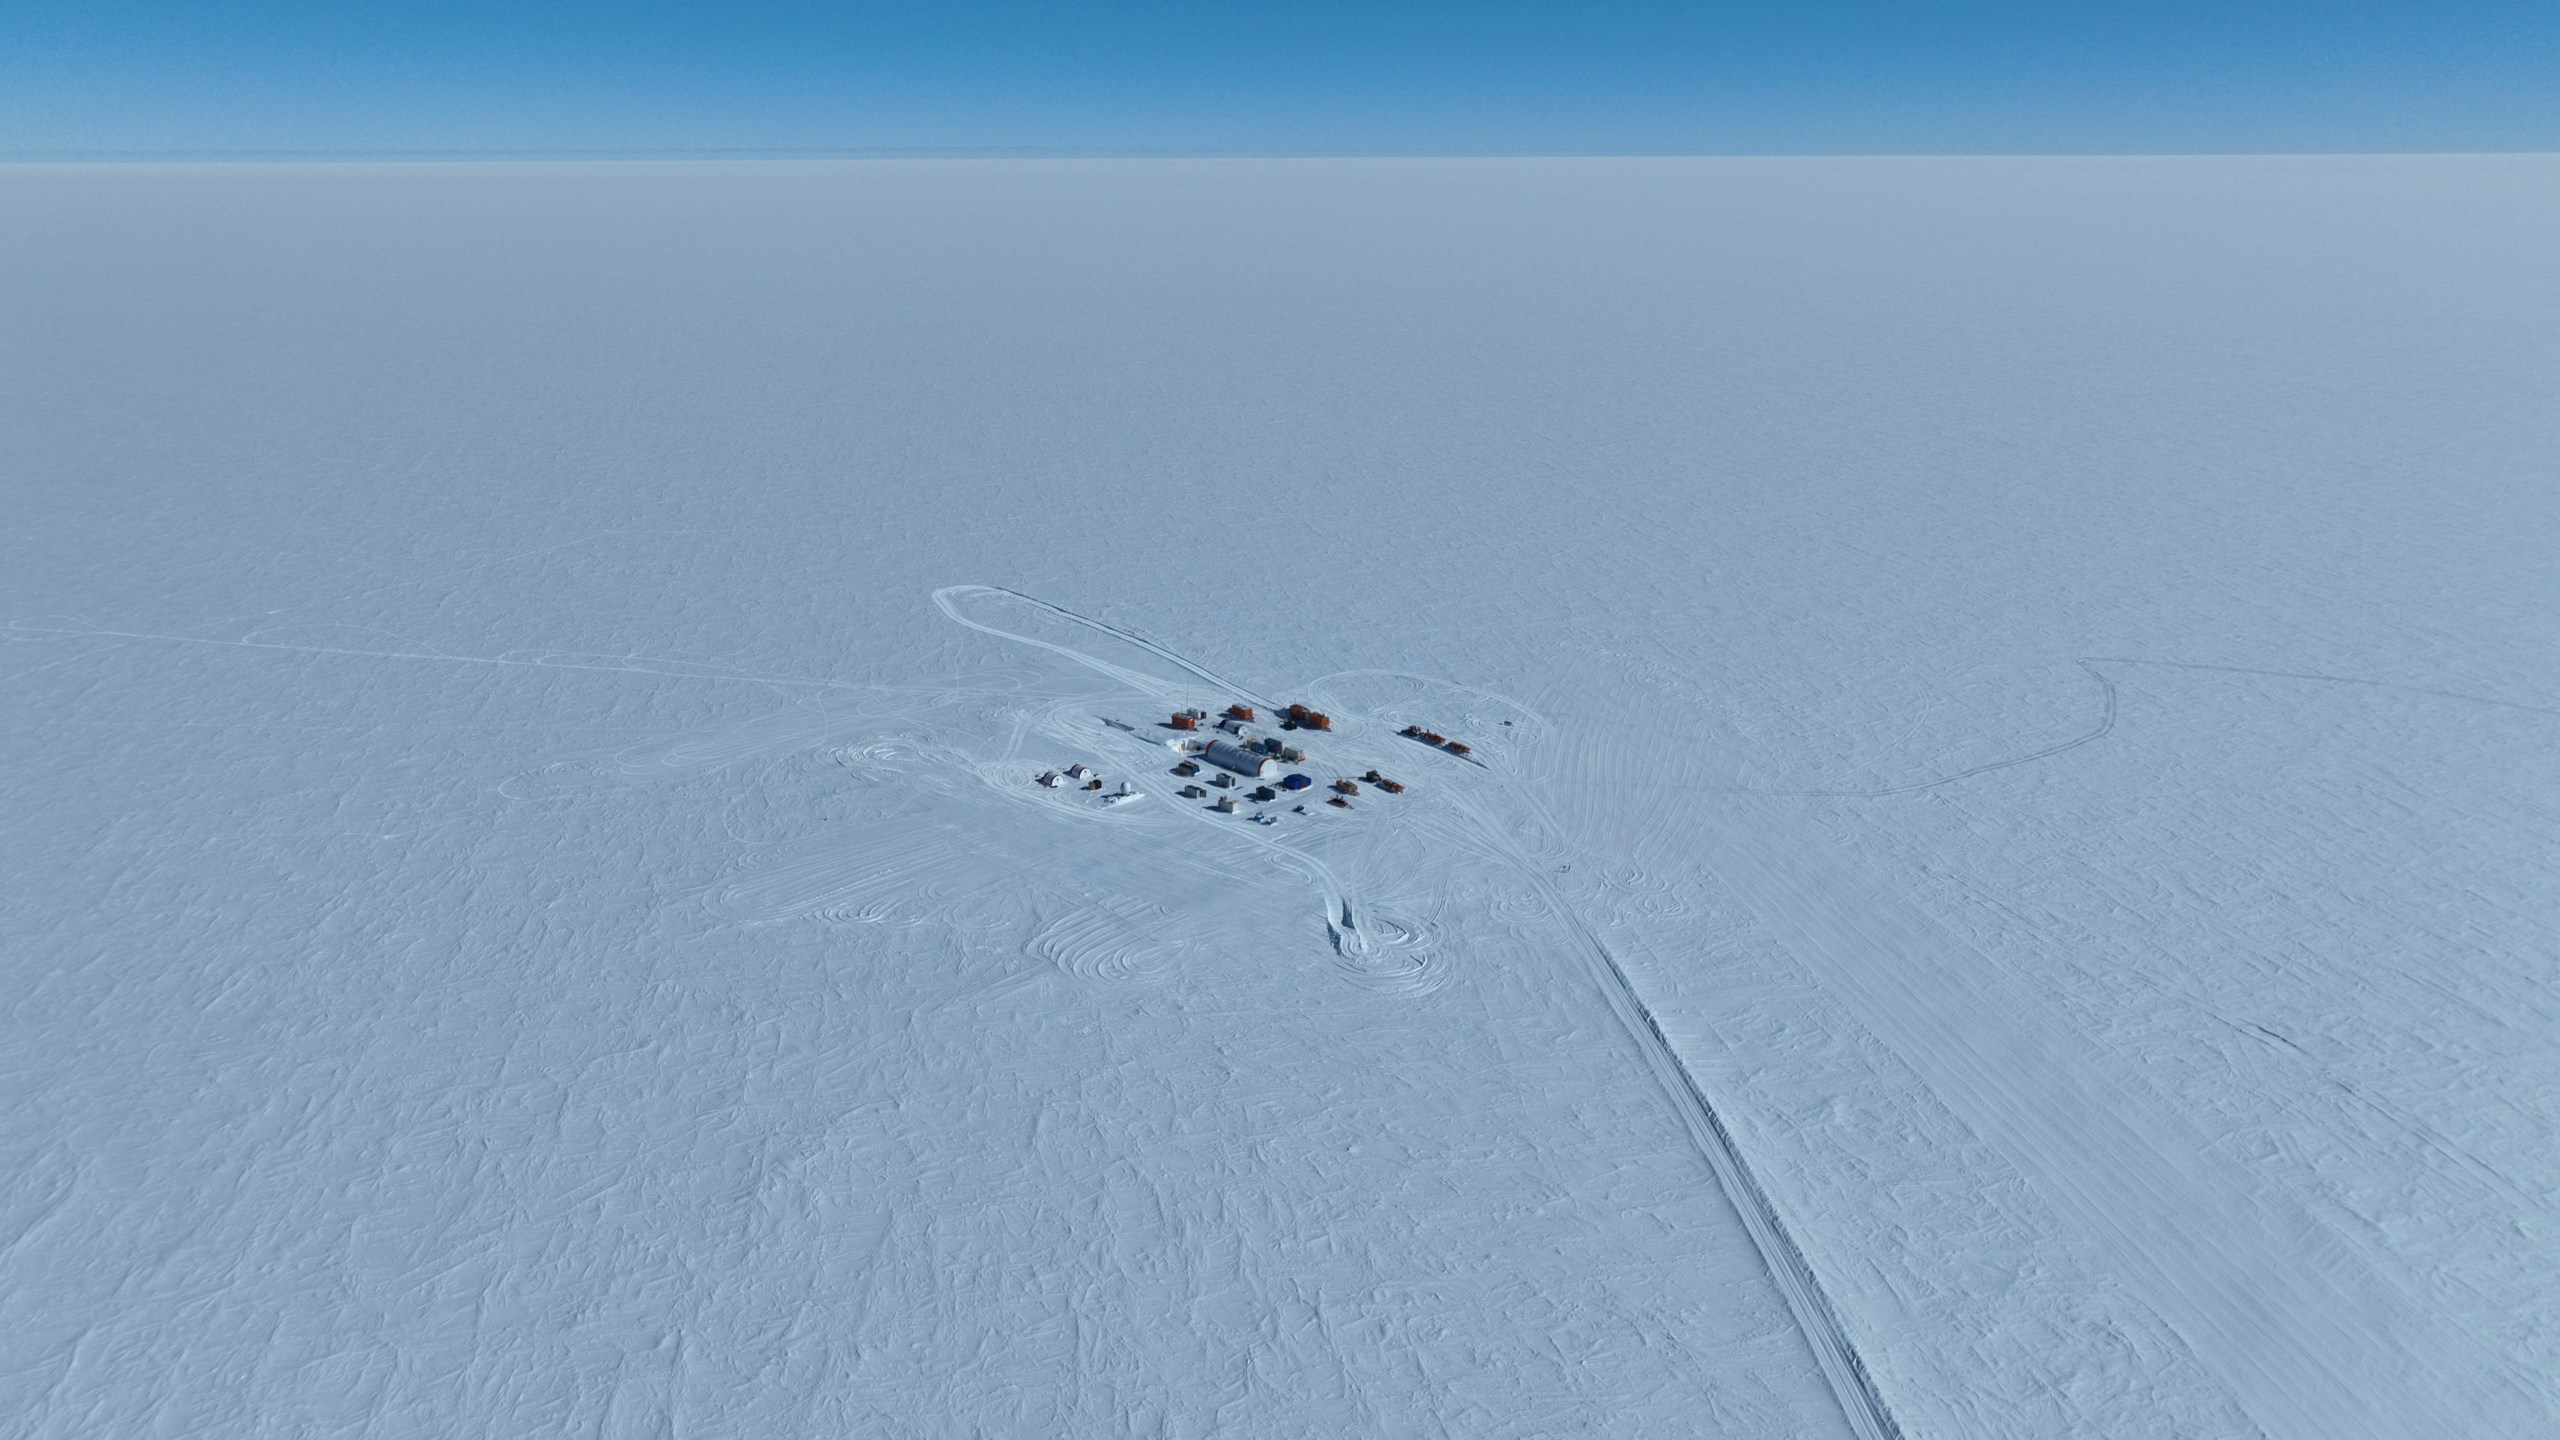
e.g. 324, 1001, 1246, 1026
4, 157, 2557, 1437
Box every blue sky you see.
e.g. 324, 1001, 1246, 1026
4, 0, 2555, 155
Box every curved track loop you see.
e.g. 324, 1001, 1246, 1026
1327, 913, 1452, 996
934, 586, 1279, 711
1565, 660, 2119, 801
1030, 904, 1186, 986
1570, 651, 2560, 804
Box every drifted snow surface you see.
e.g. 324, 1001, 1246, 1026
4, 157, 2557, 1438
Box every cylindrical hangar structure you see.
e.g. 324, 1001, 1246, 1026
1201, 739, 1277, 779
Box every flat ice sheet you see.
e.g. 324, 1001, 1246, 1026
4, 157, 2556, 1437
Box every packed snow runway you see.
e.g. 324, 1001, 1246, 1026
5, 156, 2556, 1436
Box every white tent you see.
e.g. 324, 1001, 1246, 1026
1200, 739, 1276, 779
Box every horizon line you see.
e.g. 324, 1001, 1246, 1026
5, 145, 2555, 165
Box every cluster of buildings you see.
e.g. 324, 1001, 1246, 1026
1033, 762, 1140, 805
1034, 699, 1434, 823
1161, 702, 1408, 820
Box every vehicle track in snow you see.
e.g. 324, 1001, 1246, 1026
1695, 797, 2547, 1439
1571, 904, 1903, 1440
1561, 651, 2560, 805
932, 586, 1280, 712
1455, 781, 1907, 1440
932, 583, 1901, 1440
